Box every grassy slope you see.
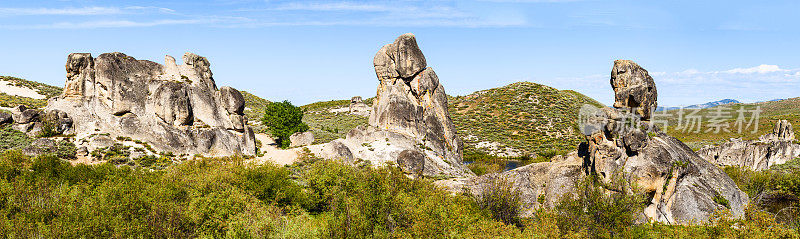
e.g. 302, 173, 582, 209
660, 97, 800, 149
293, 82, 606, 156
301, 100, 369, 144
0, 76, 63, 108
449, 82, 605, 156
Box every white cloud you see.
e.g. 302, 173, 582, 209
723, 64, 786, 74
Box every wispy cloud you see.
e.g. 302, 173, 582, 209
1, 1, 525, 29
233, 1, 521, 27
1, 19, 211, 29
269, 2, 393, 11
0, 6, 177, 16
0, 7, 123, 16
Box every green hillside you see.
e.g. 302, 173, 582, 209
0, 76, 63, 109
290, 82, 606, 157
449, 82, 605, 157
301, 100, 370, 144
660, 97, 800, 149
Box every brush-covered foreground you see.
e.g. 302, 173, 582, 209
0, 150, 797, 238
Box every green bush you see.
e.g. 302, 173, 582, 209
262, 101, 309, 149
0, 149, 797, 238
552, 175, 647, 238
724, 163, 800, 227
0, 126, 32, 151
472, 177, 523, 227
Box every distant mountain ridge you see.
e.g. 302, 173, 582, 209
657, 99, 740, 111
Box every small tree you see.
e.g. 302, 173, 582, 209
262, 100, 309, 149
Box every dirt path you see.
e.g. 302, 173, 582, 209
251, 133, 304, 166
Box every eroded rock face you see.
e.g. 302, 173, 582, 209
0, 112, 11, 124
461, 153, 586, 217
46, 52, 256, 157
349, 96, 370, 116
611, 60, 657, 119
323, 34, 471, 177
760, 119, 795, 142
458, 60, 747, 224
698, 120, 800, 171
582, 109, 748, 224
289, 132, 314, 148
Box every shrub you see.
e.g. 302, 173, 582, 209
552, 175, 647, 238
301, 160, 519, 238
0, 126, 32, 151
724, 164, 800, 227
262, 101, 309, 149
36, 115, 61, 138
472, 177, 523, 227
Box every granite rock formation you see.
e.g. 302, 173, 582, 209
290, 132, 315, 148
458, 60, 748, 224
611, 60, 658, 119
698, 120, 800, 171
348, 96, 370, 116
46, 52, 256, 157
319, 33, 471, 177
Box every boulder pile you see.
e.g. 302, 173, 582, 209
316, 33, 472, 177
698, 120, 800, 171
46, 52, 257, 157
458, 60, 748, 224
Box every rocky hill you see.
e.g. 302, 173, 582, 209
450, 82, 604, 157
29, 52, 258, 160
661, 97, 800, 150
295, 82, 605, 159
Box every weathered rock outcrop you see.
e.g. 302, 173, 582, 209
289, 132, 314, 148
611, 60, 657, 119
458, 60, 747, 224
319, 33, 471, 177
698, 120, 800, 171
580, 106, 748, 224
348, 96, 370, 116
46, 52, 256, 157
458, 152, 586, 217
0, 112, 11, 125
761, 119, 795, 142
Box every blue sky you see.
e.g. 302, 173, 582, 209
1, 0, 799, 106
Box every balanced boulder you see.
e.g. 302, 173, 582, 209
459, 60, 748, 224
611, 60, 657, 119
320, 33, 471, 177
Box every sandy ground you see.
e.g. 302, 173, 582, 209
0, 80, 45, 99
250, 133, 319, 166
